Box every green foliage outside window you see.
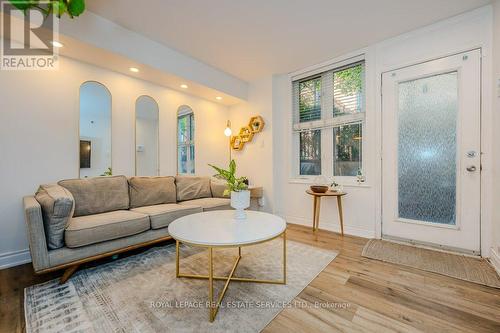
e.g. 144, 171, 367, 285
335, 65, 364, 95
299, 77, 321, 122
334, 124, 362, 176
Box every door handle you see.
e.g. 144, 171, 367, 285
466, 166, 477, 172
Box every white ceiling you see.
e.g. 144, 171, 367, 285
86, 0, 490, 82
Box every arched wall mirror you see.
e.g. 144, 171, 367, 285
177, 105, 195, 174
135, 95, 159, 176
79, 81, 112, 178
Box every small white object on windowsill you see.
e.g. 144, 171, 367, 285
356, 169, 366, 185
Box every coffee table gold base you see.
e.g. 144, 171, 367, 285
175, 231, 287, 322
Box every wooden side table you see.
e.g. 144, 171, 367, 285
306, 189, 347, 235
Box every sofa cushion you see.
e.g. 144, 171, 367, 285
210, 177, 229, 198
49, 228, 171, 268
175, 176, 212, 202
59, 176, 130, 217
34, 184, 74, 249
65, 210, 150, 248
132, 204, 202, 229
179, 198, 231, 211
129, 177, 176, 209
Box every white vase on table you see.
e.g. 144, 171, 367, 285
231, 190, 250, 219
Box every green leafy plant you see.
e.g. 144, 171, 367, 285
209, 160, 248, 196
9, 0, 85, 19
101, 167, 112, 177
335, 65, 364, 95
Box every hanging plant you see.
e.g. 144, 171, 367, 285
9, 0, 85, 19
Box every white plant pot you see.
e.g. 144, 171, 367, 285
231, 190, 250, 219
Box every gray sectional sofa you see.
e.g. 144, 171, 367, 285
23, 175, 260, 283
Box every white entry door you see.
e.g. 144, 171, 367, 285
381, 50, 481, 255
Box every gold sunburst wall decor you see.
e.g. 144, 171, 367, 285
230, 116, 265, 150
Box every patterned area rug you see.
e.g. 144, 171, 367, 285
362, 239, 500, 288
25, 239, 337, 333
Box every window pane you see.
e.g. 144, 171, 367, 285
299, 77, 321, 122
189, 144, 195, 174
178, 115, 188, 143
333, 124, 362, 176
178, 145, 188, 174
189, 114, 195, 141
300, 130, 321, 175
177, 108, 195, 175
333, 63, 364, 117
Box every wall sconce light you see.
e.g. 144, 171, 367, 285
224, 120, 232, 163
224, 120, 232, 137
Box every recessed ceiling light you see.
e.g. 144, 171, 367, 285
129, 67, 140, 73
180, 84, 188, 89
216, 96, 222, 100
51, 41, 63, 48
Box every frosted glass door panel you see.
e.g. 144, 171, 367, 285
398, 72, 458, 225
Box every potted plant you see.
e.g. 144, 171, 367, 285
9, 0, 86, 19
209, 160, 250, 219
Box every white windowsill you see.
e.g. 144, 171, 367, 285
288, 177, 371, 188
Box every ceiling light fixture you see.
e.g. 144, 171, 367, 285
50, 41, 63, 48
180, 84, 188, 89
216, 96, 223, 100
129, 67, 140, 73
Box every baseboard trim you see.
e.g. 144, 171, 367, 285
283, 214, 375, 239
0, 249, 31, 270
489, 247, 500, 277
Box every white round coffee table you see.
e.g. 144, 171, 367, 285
168, 210, 287, 322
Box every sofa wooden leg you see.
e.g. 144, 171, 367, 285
60, 265, 80, 284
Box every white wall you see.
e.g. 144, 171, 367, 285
492, 0, 500, 263
229, 77, 274, 212
60, 11, 248, 100
0, 55, 230, 268
136, 96, 159, 176
243, 7, 495, 254
136, 117, 159, 176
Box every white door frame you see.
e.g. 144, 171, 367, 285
374, 47, 494, 257
381, 50, 481, 254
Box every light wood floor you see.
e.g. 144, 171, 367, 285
1, 224, 499, 333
